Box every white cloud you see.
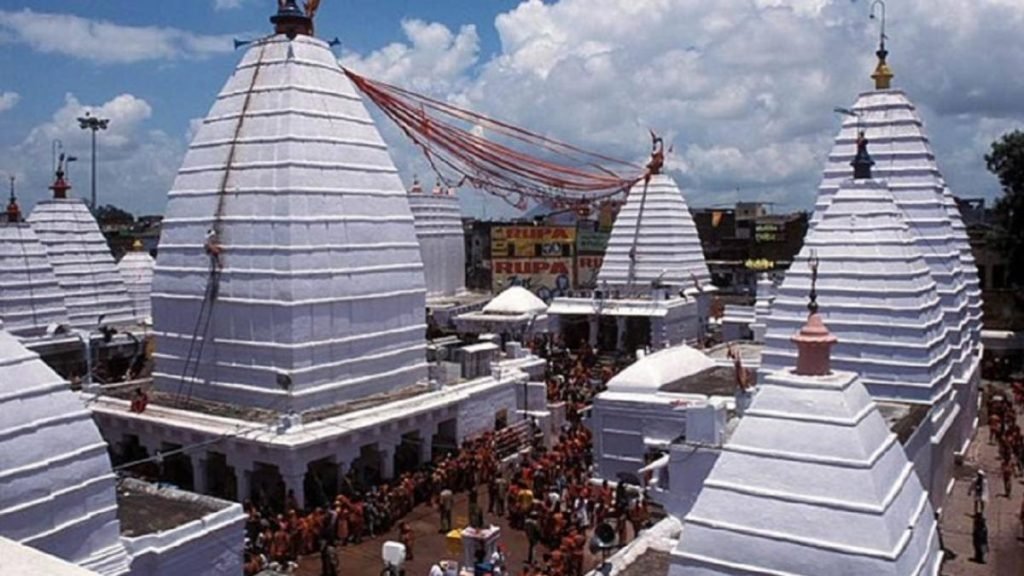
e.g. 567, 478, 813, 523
339, 0, 1024, 212
340, 19, 480, 94
0, 91, 19, 114
213, 0, 246, 10
2, 93, 184, 216
0, 9, 235, 64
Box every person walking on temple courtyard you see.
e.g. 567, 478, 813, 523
398, 521, 414, 561
969, 470, 989, 514
989, 411, 1001, 445
524, 511, 541, 565
439, 487, 453, 533
972, 512, 989, 564
1002, 458, 1014, 498
318, 539, 338, 576
488, 474, 500, 515
1020, 494, 1024, 541
495, 473, 508, 517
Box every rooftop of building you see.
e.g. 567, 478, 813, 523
116, 478, 234, 537
103, 379, 430, 422
705, 341, 763, 368
0, 537, 101, 576
657, 364, 753, 398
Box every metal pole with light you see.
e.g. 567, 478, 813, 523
77, 112, 109, 210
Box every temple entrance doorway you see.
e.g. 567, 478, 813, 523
205, 451, 237, 501
159, 442, 194, 492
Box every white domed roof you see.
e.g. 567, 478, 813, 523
598, 173, 709, 289
607, 344, 714, 394
116, 249, 154, 323
27, 198, 134, 329
0, 222, 70, 337
151, 34, 427, 413
0, 326, 129, 574
483, 286, 547, 316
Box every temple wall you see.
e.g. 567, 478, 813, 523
456, 378, 520, 442
590, 394, 700, 483
120, 483, 244, 576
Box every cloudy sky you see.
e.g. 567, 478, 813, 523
1, 0, 1022, 218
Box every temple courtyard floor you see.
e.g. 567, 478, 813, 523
940, 383, 1024, 575
294, 490, 614, 576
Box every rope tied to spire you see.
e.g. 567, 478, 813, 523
341, 67, 653, 210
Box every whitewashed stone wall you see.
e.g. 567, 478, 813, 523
0, 223, 70, 337
408, 190, 465, 298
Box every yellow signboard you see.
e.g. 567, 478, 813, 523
491, 226, 576, 259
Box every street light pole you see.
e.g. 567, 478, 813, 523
77, 112, 109, 210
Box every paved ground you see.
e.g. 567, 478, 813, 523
939, 386, 1024, 575
294, 490, 622, 576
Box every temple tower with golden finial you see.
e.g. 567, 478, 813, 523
791, 1, 983, 505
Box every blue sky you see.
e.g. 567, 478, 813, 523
0, 1, 511, 145
2, 1, 1023, 217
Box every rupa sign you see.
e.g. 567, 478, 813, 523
492, 257, 574, 302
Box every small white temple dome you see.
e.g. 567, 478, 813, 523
117, 243, 155, 323
0, 324, 129, 574
483, 286, 548, 316
607, 344, 714, 394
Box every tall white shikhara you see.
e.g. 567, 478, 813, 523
407, 182, 466, 299
27, 198, 135, 331
598, 174, 710, 290
152, 34, 428, 412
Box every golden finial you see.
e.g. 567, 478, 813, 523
870, 1, 893, 90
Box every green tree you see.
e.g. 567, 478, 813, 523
985, 130, 1024, 287
93, 204, 135, 226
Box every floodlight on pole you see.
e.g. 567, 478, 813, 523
66, 155, 79, 183
77, 111, 109, 210
833, 107, 865, 134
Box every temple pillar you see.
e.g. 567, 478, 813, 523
283, 466, 306, 512
236, 468, 252, 503
616, 316, 627, 350
588, 315, 599, 347
379, 444, 395, 481
191, 453, 209, 495
226, 454, 254, 503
